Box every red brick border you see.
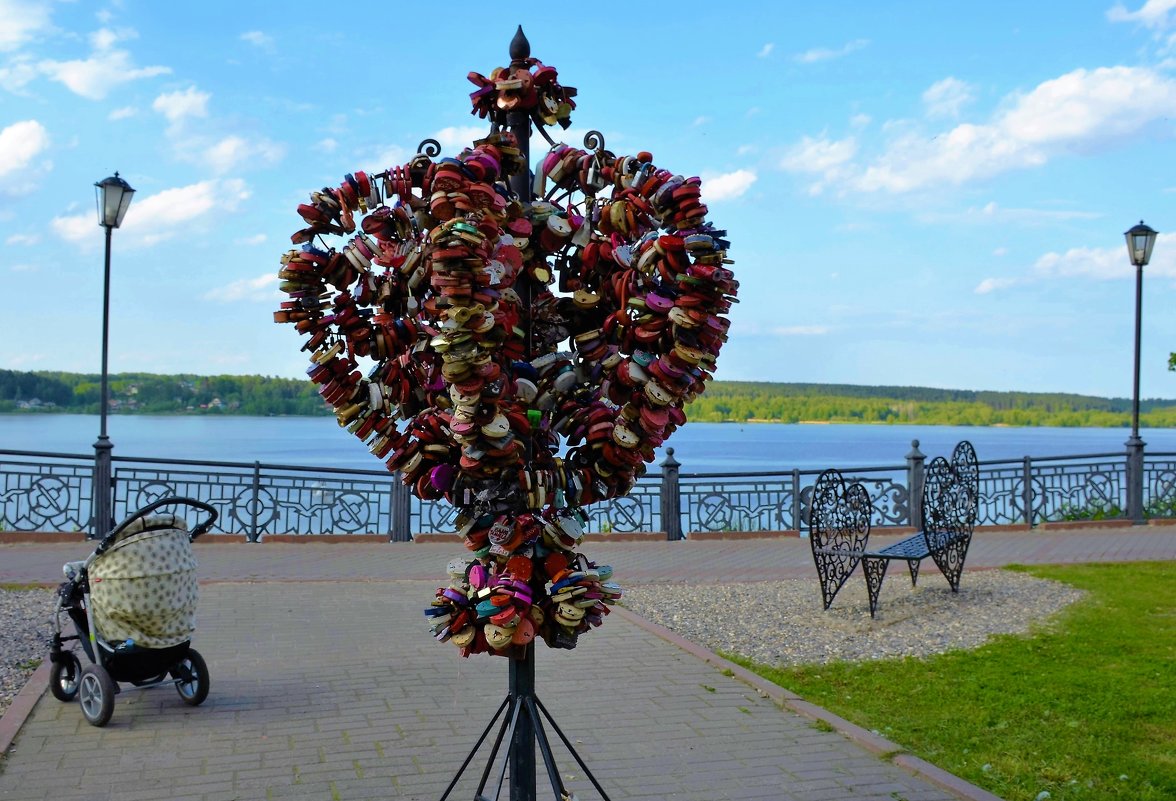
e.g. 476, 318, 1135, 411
0, 662, 48, 757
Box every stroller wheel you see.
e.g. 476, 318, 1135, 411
173, 648, 210, 706
78, 664, 116, 727
50, 652, 82, 702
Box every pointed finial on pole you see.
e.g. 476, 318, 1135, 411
510, 25, 530, 66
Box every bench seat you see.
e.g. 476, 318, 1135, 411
809, 441, 979, 617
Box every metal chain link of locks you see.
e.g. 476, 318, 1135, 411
274, 52, 736, 656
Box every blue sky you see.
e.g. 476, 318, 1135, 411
1, 0, 1175, 400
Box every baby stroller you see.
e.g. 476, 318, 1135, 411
47, 497, 218, 727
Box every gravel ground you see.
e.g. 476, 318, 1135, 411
0, 586, 56, 719
1, 570, 1084, 721
624, 570, 1086, 667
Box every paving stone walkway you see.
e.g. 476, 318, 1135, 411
3, 582, 960, 801
1, 525, 1172, 800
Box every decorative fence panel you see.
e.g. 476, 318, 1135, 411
113, 460, 404, 540
2, 445, 1174, 538
1144, 455, 1176, 516
1023, 455, 1127, 525
0, 451, 95, 534
675, 465, 909, 534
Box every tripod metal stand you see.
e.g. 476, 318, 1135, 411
439, 648, 611, 801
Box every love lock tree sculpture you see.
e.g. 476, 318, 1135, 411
274, 28, 737, 801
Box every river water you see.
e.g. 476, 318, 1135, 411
3, 414, 1175, 474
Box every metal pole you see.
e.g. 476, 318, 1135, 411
905, 439, 925, 530
1022, 456, 1034, 527
791, 468, 801, 532
250, 462, 262, 542
508, 644, 536, 801
1127, 261, 1146, 524
91, 224, 114, 538
506, 24, 536, 801
660, 448, 682, 540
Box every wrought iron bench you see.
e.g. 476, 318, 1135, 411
809, 441, 979, 617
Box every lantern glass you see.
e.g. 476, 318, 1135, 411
95, 173, 135, 229
1124, 221, 1157, 268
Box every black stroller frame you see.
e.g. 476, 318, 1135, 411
47, 497, 218, 727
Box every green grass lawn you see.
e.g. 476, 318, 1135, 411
728, 562, 1174, 801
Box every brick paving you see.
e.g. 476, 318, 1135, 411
2, 525, 1174, 585
3, 582, 959, 801
0, 525, 1172, 801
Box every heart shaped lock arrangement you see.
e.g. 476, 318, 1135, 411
275, 53, 736, 656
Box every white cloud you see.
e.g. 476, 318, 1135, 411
0, 120, 49, 177
153, 86, 210, 122
203, 135, 285, 173
974, 277, 1022, 294
802, 65, 1176, 194
317, 138, 338, 153
90, 27, 133, 51
364, 143, 410, 170
108, 106, 137, 120
235, 233, 267, 246
702, 169, 757, 201
240, 31, 274, 48
773, 325, 831, 336
1107, 0, 1176, 28
779, 135, 857, 172
0, 0, 52, 53
10, 263, 38, 272
692, 115, 711, 127
917, 201, 1102, 225
50, 213, 93, 244
1032, 245, 1129, 280
979, 232, 1176, 293
435, 126, 492, 150
203, 273, 278, 303
6, 232, 40, 246
794, 39, 868, 64
52, 178, 253, 248
0, 57, 39, 93
39, 47, 170, 100
922, 77, 975, 119
757, 43, 774, 58
1031, 237, 1176, 280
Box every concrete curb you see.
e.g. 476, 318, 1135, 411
613, 605, 1006, 801
0, 662, 48, 758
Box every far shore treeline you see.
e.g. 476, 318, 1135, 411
2, 369, 1176, 428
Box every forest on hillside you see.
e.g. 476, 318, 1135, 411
2, 370, 1175, 427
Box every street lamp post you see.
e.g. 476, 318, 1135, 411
92, 173, 135, 538
1124, 220, 1157, 525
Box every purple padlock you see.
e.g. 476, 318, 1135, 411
430, 463, 455, 491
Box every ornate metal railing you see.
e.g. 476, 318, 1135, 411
1, 444, 1173, 539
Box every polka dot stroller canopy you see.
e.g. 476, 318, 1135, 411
89, 514, 199, 650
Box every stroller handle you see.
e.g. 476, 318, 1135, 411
94, 497, 220, 557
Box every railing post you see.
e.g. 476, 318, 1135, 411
1126, 437, 1146, 524
1022, 456, 1034, 527
391, 471, 412, 541
90, 441, 113, 539
660, 448, 682, 540
906, 439, 925, 530
791, 468, 802, 532
249, 461, 262, 542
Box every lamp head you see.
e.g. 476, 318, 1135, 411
1124, 220, 1158, 268
95, 172, 135, 229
